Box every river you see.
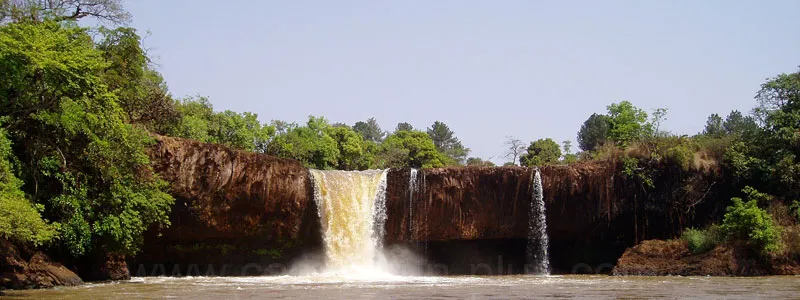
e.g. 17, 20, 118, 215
4, 275, 799, 299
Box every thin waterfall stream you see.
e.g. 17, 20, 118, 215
408, 169, 417, 240
527, 167, 550, 275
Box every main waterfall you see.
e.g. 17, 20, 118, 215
309, 169, 389, 271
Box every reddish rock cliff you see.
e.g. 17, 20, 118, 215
384, 160, 726, 273
131, 136, 320, 276
134, 138, 726, 275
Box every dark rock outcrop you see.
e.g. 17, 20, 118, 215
73, 253, 130, 282
1, 240, 83, 289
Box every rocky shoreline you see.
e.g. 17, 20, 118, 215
0, 240, 82, 290
613, 239, 800, 276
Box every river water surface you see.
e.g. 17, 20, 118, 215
4, 275, 799, 299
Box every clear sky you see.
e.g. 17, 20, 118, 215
121, 0, 800, 164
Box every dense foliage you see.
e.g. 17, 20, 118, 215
577, 113, 610, 151
520, 138, 561, 166
721, 187, 783, 254
0, 20, 173, 256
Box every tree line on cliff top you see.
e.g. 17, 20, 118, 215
1, 1, 799, 261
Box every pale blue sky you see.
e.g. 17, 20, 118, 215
121, 0, 799, 164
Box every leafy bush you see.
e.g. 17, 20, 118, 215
0, 194, 58, 246
721, 187, 783, 255
664, 144, 694, 171
681, 226, 721, 254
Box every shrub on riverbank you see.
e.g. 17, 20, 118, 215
681, 226, 721, 254
721, 187, 783, 255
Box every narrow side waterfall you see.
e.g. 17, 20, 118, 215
408, 169, 418, 240
527, 168, 550, 275
310, 169, 389, 271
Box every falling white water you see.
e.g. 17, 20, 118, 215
310, 169, 389, 272
408, 169, 418, 240
527, 168, 550, 275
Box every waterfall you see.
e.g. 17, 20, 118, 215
310, 169, 389, 271
408, 169, 417, 240
527, 168, 550, 275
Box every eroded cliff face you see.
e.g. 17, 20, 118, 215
135, 138, 726, 275
131, 136, 321, 276
384, 161, 726, 273
385, 167, 533, 243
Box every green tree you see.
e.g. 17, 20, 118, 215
0, 21, 173, 256
172, 97, 214, 142
267, 116, 339, 169
96, 26, 179, 134
210, 110, 274, 152
520, 138, 562, 166
748, 69, 800, 199
170, 97, 275, 152
378, 130, 445, 168
723, 110, 758, 137
395, 122, 414, 132
427, 121, 470, 165
577, 113, 610, 151
721, 187, 782, 255
703, 113, 724, 137
606, 101, 650, 146
325, 125, 375, 170
353, 117, 385, 143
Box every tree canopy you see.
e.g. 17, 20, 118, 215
379, 130, 445, 169
395, 122, 414, 132
577, 113, 611, 151
352, 117, 385, 143
520, 138, 562, 167
427, 121, 470, 165
606, 101, 651, 146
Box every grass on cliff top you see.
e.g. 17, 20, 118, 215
589, 136, 721, 174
